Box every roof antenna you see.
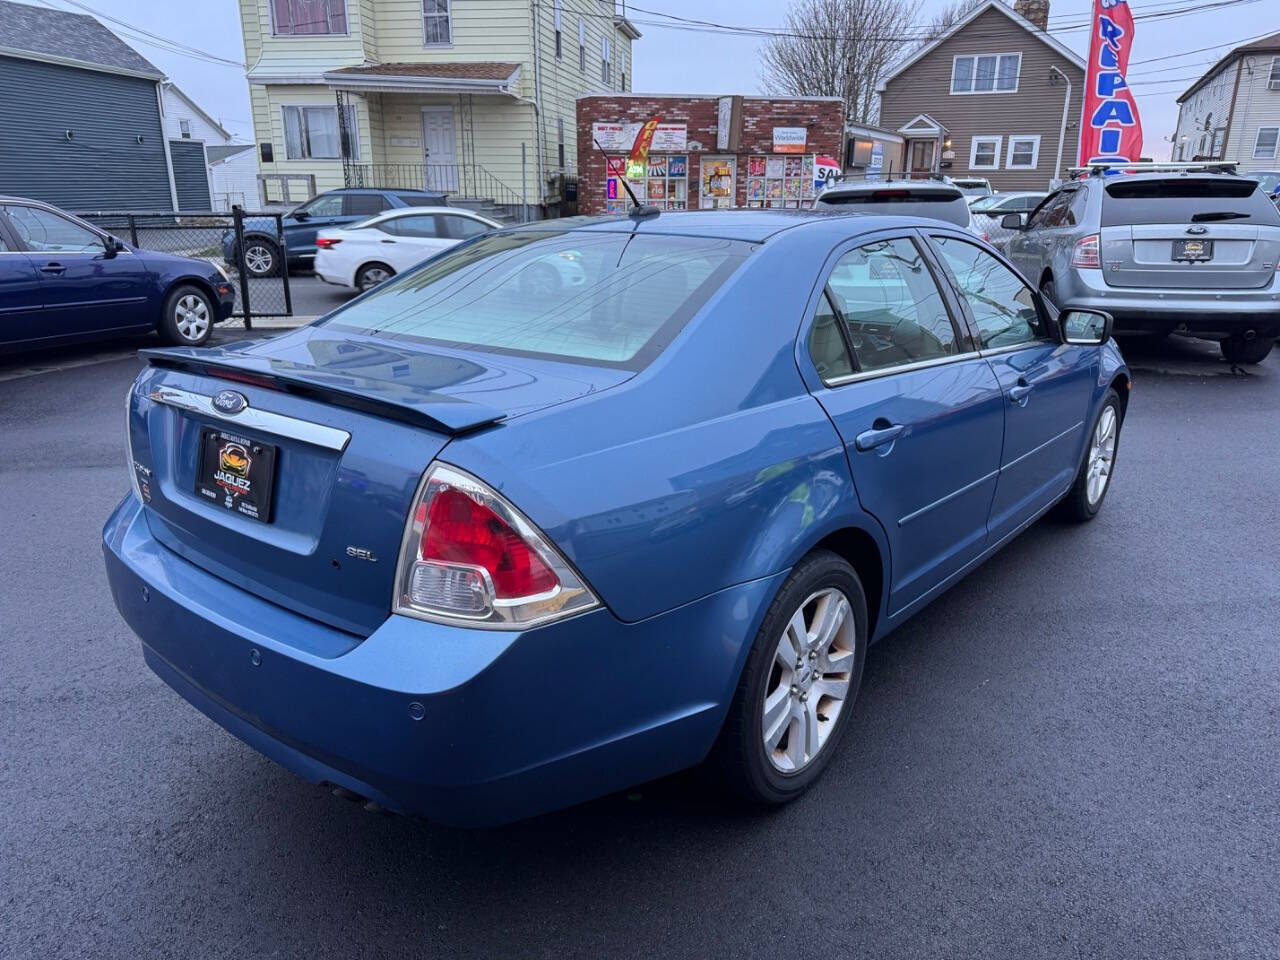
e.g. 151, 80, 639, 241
594, 138, 660, 220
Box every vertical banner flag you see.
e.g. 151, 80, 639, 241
1080, 0, 1143, 165
627, 117, 661, 180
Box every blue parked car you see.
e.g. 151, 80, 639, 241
0, 197, 236, 352
104, 211, 1129, 825
221, 188, 447, 278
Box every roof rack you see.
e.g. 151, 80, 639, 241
1068, 161, 1239, 178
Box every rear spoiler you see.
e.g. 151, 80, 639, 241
139, 347, 505, 435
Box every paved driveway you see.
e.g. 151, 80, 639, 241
2, 335, 1277, 959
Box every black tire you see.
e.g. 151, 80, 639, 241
1039, 276, 1057, 308
355, 262, 395, 292
157, 284, 215, 347
1220, 335, 1274, 365
1057, 388, 1122, 522
240, 237, 281, 279
708, 549, 868, 806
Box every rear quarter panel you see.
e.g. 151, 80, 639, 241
445, 226, 890, 625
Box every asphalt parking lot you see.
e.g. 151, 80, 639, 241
2, 332, 1277, 959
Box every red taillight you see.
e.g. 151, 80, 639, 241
1071, 234, 1101, 268
395, 464, 599, 627
316, 237, 341, 248
422, 488, 557, 598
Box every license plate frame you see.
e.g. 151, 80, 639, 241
195, 427, 277, 523
1172, 239, 1214, 262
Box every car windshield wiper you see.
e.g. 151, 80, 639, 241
1190, 211, 1250, 222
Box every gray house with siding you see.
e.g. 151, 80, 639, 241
0, 0, 208, 211
876, 0, 1085, 192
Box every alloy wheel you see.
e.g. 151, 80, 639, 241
761, 588, 857, 773
244, 245, 274, 276
359, 266, 391, 291
174, 294, 210, 342
1086, 406, 1117, 505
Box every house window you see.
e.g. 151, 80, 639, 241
271, 0, 347, 35
282, 104, 358, 160
423, 0, 451, 46
578, 19, 586, 72
1269, 56, 1280, 90
952, 54, 1021, 93
554, 0, 562, 58
179, 119, 192, 139
1006, 135, 1040, 169
1254, 127, 1280, 159
557, 117, 565, 169
1211, 127, 1225, 158
601, 36, 611, 84
970, 135, 1001, 170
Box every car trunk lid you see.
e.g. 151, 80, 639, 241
129, 330, 630, 637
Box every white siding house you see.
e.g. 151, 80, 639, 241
160, 82, 259, 210
1173, 32, 1280, 171
238, 0, 639, 217
207, 144, 260, 210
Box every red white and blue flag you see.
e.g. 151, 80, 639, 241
1079, 0, 1144, 165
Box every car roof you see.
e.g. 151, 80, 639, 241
363, 206, 495, 222
818, 179, 965, 197
324, 187, 445, 196
1079, 172, 1260, 187
506, 209, 972, 244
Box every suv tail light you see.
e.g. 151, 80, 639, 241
315, 237, 341, 248
394, 463, 599, 629
1071, 234, 1101, 268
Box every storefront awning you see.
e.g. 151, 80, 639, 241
323, 62, 522, 96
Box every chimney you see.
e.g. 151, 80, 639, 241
1014, 0, 1050, 30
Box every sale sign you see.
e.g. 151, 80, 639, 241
1079, 0, 1143, 165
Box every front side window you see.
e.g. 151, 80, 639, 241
283, 105, 358, 160
297, 193, 344, 218
932, 235, 1045, 350
3, 205, 103, 253
1254, 127, 1279, 159
952, 53, 1020, 93
271, 0, 347, 35
823, 238, 960, 373
323, 231, 750, 368
1026, 191, 1067, 229
970, 136, 1001, 170
423, 0, 451, 45
390, 215, 442, 238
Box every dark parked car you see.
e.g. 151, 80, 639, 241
0, 197, 235, 352
221, 188, 448, 278
107, 210, 1128, 825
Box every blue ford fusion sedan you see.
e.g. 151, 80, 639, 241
103, 211, 1129, 825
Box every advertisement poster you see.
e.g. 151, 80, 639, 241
868, 143, 884, 179
748, 156, 766, 178
1079, 0, 1143, 164
592, 121, 687, 152
814, 155, 841, 192
669, 155, 688, 177
772, 126, 808, 154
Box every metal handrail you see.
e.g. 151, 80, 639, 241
346, 162, 526, 210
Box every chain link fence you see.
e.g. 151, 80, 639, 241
74, 208, 293, 328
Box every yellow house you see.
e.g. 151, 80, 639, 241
240, 0, 639, 218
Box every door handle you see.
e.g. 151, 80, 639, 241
39, 263, 65, 275
854, 422, 904, 452
1008, 379, 1033, 405
380, 239, 396, 244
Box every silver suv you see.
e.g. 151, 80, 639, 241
1001, 166, 1280, 364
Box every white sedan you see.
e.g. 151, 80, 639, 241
314, 207, 502, 292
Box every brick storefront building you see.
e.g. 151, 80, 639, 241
577, 95, 845, 216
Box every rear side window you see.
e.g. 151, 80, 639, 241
441, 215, 491, 239
396, 193, 445, 207
821, 237, 960, 374
391, 215, 443, 238
816, 189, 970, 227
323, 231, 751, 368
1101, 178, 1280, 226
345, 194, 389, 217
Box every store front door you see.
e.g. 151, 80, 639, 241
908, 139, 936, 175
699, 155, 737, 209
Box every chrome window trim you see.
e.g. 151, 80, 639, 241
148, 386, 351, 452
978, 339, 1059, 357
822, 350, 983, 388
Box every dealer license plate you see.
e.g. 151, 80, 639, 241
1172, 239, 1213, 262
195, 427, 277, 523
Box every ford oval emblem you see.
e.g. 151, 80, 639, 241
1186, 225, 1208, 235
212, 390, 248, 415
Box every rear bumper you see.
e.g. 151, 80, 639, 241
102, 495, 778, 826
1057, 268, 1280, 337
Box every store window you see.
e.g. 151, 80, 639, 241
606, 154, 688, 214
745, 154, 816, 208
700, 156, 736, 209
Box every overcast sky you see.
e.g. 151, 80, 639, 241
32, 0, 1269, 160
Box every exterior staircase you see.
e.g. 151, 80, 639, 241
448, 196, 521, 224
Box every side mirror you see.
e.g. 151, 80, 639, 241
1060, 308, 1113, 345
1000, 212, 1026, 230
101, 236, 122, 258
293, 211, 310, 222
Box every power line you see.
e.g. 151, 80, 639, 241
36, 0, 244, 68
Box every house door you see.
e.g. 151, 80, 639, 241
908, 139, 935, 174
422, 107, 458, 193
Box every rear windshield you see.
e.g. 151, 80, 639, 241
321, 230, 750, 368
815, 189, 970, 227
1101, 178, 1280, 226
